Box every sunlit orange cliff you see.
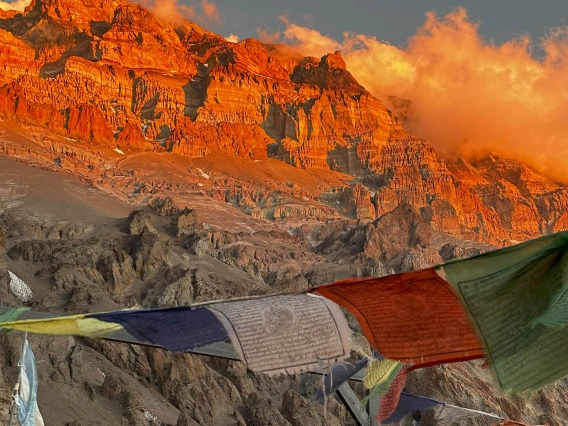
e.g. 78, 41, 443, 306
0, 0, 566, 248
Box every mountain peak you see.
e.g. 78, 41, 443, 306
27, 0, 126, 18
321, 51, 346, 70
291, 51, 366, 93
11, 0, 126, 36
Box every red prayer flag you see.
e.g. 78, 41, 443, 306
311, 268, 484, 368
376, 367, 407, 423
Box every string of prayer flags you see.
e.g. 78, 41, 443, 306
381, 392, 442, 424
311, 267, 484, 368
16, 340, 44, 426
441, 230, 568, 392
208, 294, 351, 375
0, 294, 352, 375
315, 357, 368, 400
91, 307, 229, 352
2, 230, 567, 394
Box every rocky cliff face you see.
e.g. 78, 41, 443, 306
0, 0, 566, 248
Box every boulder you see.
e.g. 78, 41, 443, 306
134, 226, 168, 280
177, 208, 202, 237
150, 197, 178, 216
128, 210, 157, 236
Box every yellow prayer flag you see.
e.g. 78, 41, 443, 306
0, 315, 123, 338
363, 358, 402, 390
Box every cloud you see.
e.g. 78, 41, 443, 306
279, 15, 340, 57
226, 33, 239, 43
178, 3, 196, 20
256, 28, 281, 44
134, 0, 192, 21
134, 0, 221, 25
279, 8, 568, 183
201, 0, 221, 24
0, 0, 30, 12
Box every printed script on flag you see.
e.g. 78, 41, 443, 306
312, 268, 485, 367
442, 231, 568, 392
376, 368, 407, 423
208, 294, 351, 375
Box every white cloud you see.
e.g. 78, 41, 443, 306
225, 33, 239, 43
0, 0, 30, 12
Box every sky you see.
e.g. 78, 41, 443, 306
213, 0, 568, 53
2, 0, 567, 49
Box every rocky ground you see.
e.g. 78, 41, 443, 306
0, 156, 567, 426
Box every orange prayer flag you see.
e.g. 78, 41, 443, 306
311, 268, 484, 368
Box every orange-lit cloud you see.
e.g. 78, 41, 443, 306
201, 0, 221, 24
256, 28, 281, 44
280, 8, 568, 183
280, 16, 340, 57
135, 0, 193, 21
0, 0, 30, 11
135, 0, 221, 25
178, 3, 196, 20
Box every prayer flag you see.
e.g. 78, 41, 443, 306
441, 230, 568, 392
315, 357, 368, 400
312, 268, 484, 368
363, 359, 405, 409
90, 307, 228, 352
0, 307, 28, 332
208, 294, 351, 375
16, 341, 44, 426
381, 392, 441, 424
364, 358, 401, 391
0, 315, 122, 338
376, 367, 407, 423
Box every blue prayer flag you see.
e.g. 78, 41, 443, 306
90, 307, 229, 352
17, 341, 44, 426
316, 358, 368, 400
382, 392, 441, 424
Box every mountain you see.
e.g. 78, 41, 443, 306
0, 1, 567, 425
0, 0, 566, 247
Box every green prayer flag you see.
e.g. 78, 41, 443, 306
440, 231, 568, 393
0, 307, 29, 333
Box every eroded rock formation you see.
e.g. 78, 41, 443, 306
1, 0, 565, 246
